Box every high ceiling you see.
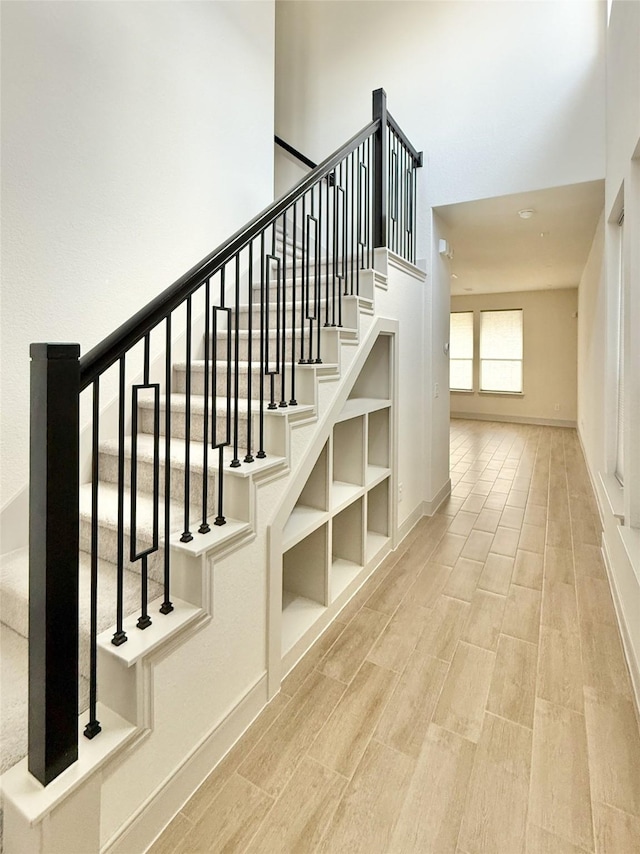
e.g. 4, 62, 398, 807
436, 180, 604, 296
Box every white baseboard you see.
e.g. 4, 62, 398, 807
577, 428, 640, 720
425, 479, 451, 515
103, 674, 269, 854
451, 412, 576, 429
397, 503, 426, 542
601, 536, 640, 719
396, 481, 451, 542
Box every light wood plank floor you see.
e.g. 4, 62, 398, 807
150, 421, 640, 853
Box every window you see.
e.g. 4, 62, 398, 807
450, 312, 473, 391
615, 213, 624, 485
480, 309, 523, 393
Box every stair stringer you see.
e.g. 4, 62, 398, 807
266, 314, 399, 694
0, 287, 383, 854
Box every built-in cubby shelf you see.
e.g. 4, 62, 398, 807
366, 477, 390, 562
283, 444, 328, 550
281, 334, 394, 659
282, 524, 328, 653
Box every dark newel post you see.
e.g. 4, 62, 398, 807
372, 87, 388, 249
29, 343, 80, 786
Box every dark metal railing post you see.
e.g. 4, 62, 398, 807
372, 87, 388, 250
29, 343, 80, 786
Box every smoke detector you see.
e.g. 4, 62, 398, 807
518, 209, 535, 219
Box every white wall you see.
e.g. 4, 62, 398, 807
0, 0, 275, 509
275, 0, 605, 517
275, 0, 605, 208
577, 212, 606, 471
577, 0, 640, 703
451, 288, 579, 426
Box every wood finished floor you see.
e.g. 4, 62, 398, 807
150, 421, 640, 854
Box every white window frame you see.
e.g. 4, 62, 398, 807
479, 308, 524, 394
615, 212, 625, 486
449, 311, 474, 392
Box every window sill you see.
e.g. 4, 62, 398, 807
478, 390, 524, 397
599, 472, 625, 523
450, 389, 474, 394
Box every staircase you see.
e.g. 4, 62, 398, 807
0, 224, 362, 770
0, 89, 424, 854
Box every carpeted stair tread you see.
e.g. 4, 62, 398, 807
0, 546, 163, 643
136, 391, 315, 417
0, 624, 90, 776
79, 481, 183, 539
99, 434, 285, 475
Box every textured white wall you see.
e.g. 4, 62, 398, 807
275, 0, 605, 207
0, 0, 275, 508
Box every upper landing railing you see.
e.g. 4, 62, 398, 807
28, 89, 422, 786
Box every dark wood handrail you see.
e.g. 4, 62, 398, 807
80, 119, 379, 390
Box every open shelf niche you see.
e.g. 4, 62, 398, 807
331, 497, 364, 601
367, 477, 390, 562
283, 443, 328, 549
280, 332, 395, 662
332, 415, 365, 511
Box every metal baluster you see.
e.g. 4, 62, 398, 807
393, 133, 399, 254
200, 279, 212, 531
299, 194, 306, 364
331, 166, 342, 320
84, 378, 101, 738
134, 333, 154, 630
351, 150, 355, 295
214, 268, 231, 520
315, 188, 322, 361
257, 235, 267, 457
112, 355, 127, 646
180, 297, 193, 542
231, 253, 242, 464
369, 135, 373, 266
411, 164, 420, 264
245, 243, 256, 460
325, 180, 330, 327
389, 130, 394, 254
268, 226, 277, 409
342, 160, 348, 301
367, 135, 372, 269
401, 142, 406, 261
160, 316, 173, 614
290, 205, 298, 404
357, 146, 362, 294
307, 190, 312, 362
280, 216, 288, 407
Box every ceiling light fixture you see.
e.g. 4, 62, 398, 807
518, 209, 535, 219
451, 273, 458, 279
